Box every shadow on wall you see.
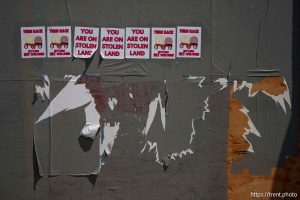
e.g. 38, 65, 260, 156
271, 0, 300, 194
33, 142, 42, 190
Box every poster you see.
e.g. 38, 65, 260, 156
151, 27, 176, 59
21, 26, 46, 58
73, 26, 99, 58
176, 26, 201, 58
47, 26, 72, 58
100, 28, 125, 59
125, 27, 150, 59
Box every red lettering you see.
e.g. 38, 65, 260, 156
154, 30, 163, 34
102, 36, 113, 42
105, 51, 120, 56
127, 36, 138, 42
163, 30, 173, 34
132, 29, 144, 34
78, 50, 92, 55
130, 50, 145, 56
76, 35, 87, 41
81, 28, 93, 34
33, 29, 42, 33
23, 30, 32, 33
107, 29, 119, 35
139, 37, 148, 42
88, 36, 97, 42
114, 37, 123, 42
50, 29, 58, 33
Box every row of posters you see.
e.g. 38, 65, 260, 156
21, 26, 201, 59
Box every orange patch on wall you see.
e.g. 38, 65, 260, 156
228, 86, 250, 164
227, 77, 300, 200
250, 76, 287, 96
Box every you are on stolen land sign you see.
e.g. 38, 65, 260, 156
73, 27, 99, 58
125, 27, 150, 59
47, 26, 72, 58
21, 26, 46, 58
100, 28, 125, 59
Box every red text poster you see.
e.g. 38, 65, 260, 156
151, 27, 176, 59
176, 26, 201, 58
47, 26, 72, 58
125, 27, 150, 59
21, 26, 46, 58
100, 28, 125, 59
73, 27, 99, 58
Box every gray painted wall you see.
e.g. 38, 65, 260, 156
0, 0, 294, 199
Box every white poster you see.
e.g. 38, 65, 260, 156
73, 26, 99, 58
151, 27, 176, 59
100, 28, 125, 59
21, 26, 46, 58
176, 26, 201, 58
47, 26, 72, 58
125, 27, 150, 59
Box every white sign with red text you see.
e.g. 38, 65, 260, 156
73, 27, 99, 58
47, 26, 72, 58
21, 26, 46, 58
176, 26, 201, 58
125, 27, 150, 59
151, 28, 176, 59
100, 28, 125, 59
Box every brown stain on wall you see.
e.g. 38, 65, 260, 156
250, 77, 287, 96
228, 85, 250, 165
228, 157, 300, 199
228, 77, 300, 200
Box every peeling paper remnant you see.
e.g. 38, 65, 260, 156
35, 75, 50, 101
187, 75, 206, 88
227, 77, 293, 199
215, 78, 228, 91
170, 94, 213, 160
141, 90, 212, 163
141, 93, 166, 164
80, 100, 100, 139
170, 148, 194, 160
80, 123, 100, 139
35, 75, 101, 139
108, 98, 118, 111
189, 119, 196, 145
100, 122, 120, 156
64, 74, 75, 79
233, 77, 291, 113
229, 76, 291, 155
129, 93, 133, 100
212, 77, 291, 153
33, 74, 293, 175
239, 106, 261, 153
143, 93, 166, 136
141, 141, 161, 163
202, 97, 210, 120
36, 75, 94, 123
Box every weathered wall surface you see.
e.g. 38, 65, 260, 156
0, 0, 298, 200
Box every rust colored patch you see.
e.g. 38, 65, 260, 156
228, 159, 300, 200
228, 86, 250, 164
227, 84, 260, 199
250, 77, 287, 96
228, 77, 300, 200
229, 169, 278, 200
